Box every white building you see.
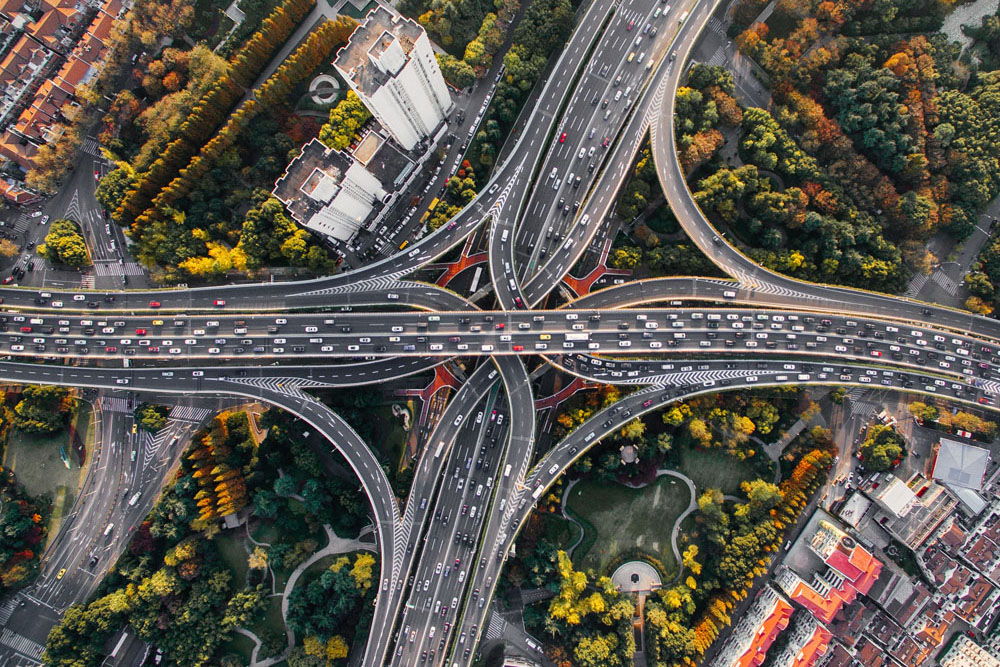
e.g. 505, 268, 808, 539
272, 138, 388, 242
334, 7, 451, 151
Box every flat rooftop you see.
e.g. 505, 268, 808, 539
334, 6, 423, 97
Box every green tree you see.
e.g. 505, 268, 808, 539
12, 386, 75, 434
136, 403, 169, 431
38, 219, 90, 268
858, 424, 905, 471
436, 53, 475, 88
318, 92, 372, 151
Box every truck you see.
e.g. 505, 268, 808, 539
565, 332, 590, 341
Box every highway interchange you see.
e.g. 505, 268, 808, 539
1, 0, 999, 665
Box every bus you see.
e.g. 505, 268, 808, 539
428, 197, 440, 212
531, 485, 545, 500
434, 440, 446, 458
565, 333, 590, 341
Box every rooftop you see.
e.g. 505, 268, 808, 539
334, 7, 424, 98
359, 134, 413, 187
933, 438, 990, 491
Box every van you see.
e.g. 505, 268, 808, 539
104, 523, 115, 536
128, 492, 141, 506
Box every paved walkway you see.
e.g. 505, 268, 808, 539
245, 525, 372, 666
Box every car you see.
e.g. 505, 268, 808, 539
627, 18, 634, 29
559, 132, 567, 143
73, 294, 86, 301
56, 568, 66, 579
39, 215, 49, 225
115, 378, 129, 385
213, 299, 226, 307
51, 301, 63, 308
602, 137, 610, 147
513, 345, 523, 351
149, 301, 161, 308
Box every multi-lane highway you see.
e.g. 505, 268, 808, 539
4, 0, 1000, 664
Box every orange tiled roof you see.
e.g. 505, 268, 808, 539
735, 597, 794, 667
100, 0, 123, 17
73, 32, 104, 64
85, 10, 113, 42
53, 54, 88, 91
0, 128, 38, 169
790, 624, 832, 667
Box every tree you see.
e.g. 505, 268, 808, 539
136, 403, 169, 431
38, 219, 90, 268
318, 92, 372, 151
0, 239, 18, 259
858, 424, 905, 471
436, 53, 476, 88
12, 386, 75, 434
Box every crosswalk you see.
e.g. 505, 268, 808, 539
92, 261, 145, 276
484, 612, 506, 640
931, 269, 960, 296
80, 274, 95, 288
81, 136, 102, 158
99, 396, 131, 413
0, 596, 17, 625
708, 17, 727, 38
903, 273, 928, 297
844, 388, 878, 420
0, 629, 44, 660
168, 405, 211, 423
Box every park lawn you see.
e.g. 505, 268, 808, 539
541, 512, 582, 552
566, 476, 690, 575
220, 632, 256, 666
247, 594, 286, 660
3, 401, 93, 548
675, 447, 757, 496
215, 530, 250, 589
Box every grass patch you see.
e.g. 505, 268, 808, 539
215, 531, 250, 589
248, 594, 286, 658
252, 521, 282, 546
340, 0, 378, 17
541, 512, 583, 552
220, 632, 256, 666
370, 405, 408, 472
675, 447, 757, 496
565, 476, 689, 575
3, 401, 93, 547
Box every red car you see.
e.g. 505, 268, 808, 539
627, 19, 634, 30
495, 322, 505, 330
149, 301, 161, 308
214, 299, 226, 307
559, 132, 567, 143
135, 328, 146, 335
870, 350, 882, 357
513, 345, 523, 351
602, 137, 610, 147
2, 276, 12, 284
105, 346, 117, 353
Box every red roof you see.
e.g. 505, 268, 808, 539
735, 597, 794, 667
788, 624, 832, 667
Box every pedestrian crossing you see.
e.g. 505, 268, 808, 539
0, 629, 44, 660
81, 136, 102, 158
80, 274, 95, 289
903, 273, 929, 297
484, 613, 506, 640
707, 47, 726, 67
168, 405, 211, 423
99, 396, 131, 413
708, 17, 727, 38
92, 261, 145, 276
931, 269, 960, 296
0, 596, 17, 625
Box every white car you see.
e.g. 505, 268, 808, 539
192, 371, 204, 377
116, 378, 129, 385
169, 348, 182, 354
208, 347, 221, 354
275, 318, 287, 324
72, 295, 86, 301
51, 301, 63, 308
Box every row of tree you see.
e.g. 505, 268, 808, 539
114, 0, 316, 228
0, 466, 47, 592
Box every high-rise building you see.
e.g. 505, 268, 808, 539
334, 7, 451, 151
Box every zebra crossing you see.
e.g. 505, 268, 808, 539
707, 47, 727, 67
708, 17, 727, 38
99, 396, 131, 413
80, 274, 95, 289
5, 211, 28, 233
903, 273, 929, 297
844, 388, 878, 420
168, 405, 211, 423
92, 260, 145, 276
930, 269, 960, 296
292, 273, 411, 297
0, 629, 44, 660
80, 136, 102, 158
0, 596, 17, 625
484, 613, 506, 640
